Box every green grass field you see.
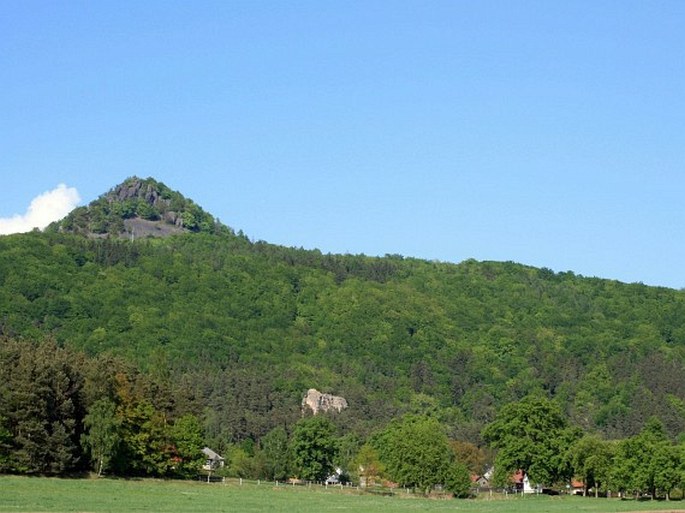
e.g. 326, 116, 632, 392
1, 476, 683, 513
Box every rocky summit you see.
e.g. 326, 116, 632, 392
47, 176, 225, 238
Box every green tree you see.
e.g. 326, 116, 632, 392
450, 440, 487, 475
651, 440, 680, 500
136, 201, 160, 221
110, 371, 175, 476
260, 426, 290, 481
82, 399, 121, 476
679, 442, 685, 493
443, 460, 472, 498
353, 443, 384, 487
374, 415, 458, 495
224, 445, 252, 477
0, 416, 12, 471
290, 416, 338, 482
170, 414, 205, 477
613, 418, 680, 499
612, 435, 642, 497
335, 433, 361, 481
570, 435, 614, 497
482, 396, 579, 487
0, 338, 86, 474
117, 400, 172, 476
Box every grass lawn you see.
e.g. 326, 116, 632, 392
1, 476, 684, 513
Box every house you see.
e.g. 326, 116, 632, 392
570, 479, 585, 495
471, 467, 543, 494
472, 474, 490, 488
201, 447, 225, 472
471, 466, 494, 488
326, 467, 344, 485
512, 470, 539, 494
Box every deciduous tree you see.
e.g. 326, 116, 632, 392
260, 426, 290, 481
170, 413, 204, 477
290, 416, 338, 482
482, 395, 579, 486
613, 418, 680, 499
570, 435, 614, 496
82, 399, 120, 476
374, 415, 467, 495
353, 443, 384, 487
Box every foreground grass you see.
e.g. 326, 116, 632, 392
1, 475, 684, 513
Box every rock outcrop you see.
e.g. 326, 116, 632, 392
302, 388, 348, 415
49, 176, 224, 238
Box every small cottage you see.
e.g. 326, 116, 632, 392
512, 470, 539, 494
472, 466, 494, 488
201, 447, 225, 471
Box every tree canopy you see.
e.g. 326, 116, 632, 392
373, 414, 470, 496
482, 396, 579, 486
1, 227, 684, 446
290, 416, 338, 482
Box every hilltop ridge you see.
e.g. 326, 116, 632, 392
47, 176, 229, 238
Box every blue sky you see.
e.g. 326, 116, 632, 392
2, 1, 684, 288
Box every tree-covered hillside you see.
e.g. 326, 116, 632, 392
1, 178, 685, 458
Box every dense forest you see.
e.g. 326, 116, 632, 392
1, 178, 684, 496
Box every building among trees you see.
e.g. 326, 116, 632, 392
201, 447, 224, 472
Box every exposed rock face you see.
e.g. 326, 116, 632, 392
302, 388, 348, 415
123, 218, 185, 238
110, 179, 168, 211
113, 179, 159, 203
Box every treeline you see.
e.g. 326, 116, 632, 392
484, 396, 685, 500
0, 338, 205, 476
1, 338, 684, 501
0, 336, 471, 496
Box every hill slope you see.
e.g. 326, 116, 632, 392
2, 178, 685, 444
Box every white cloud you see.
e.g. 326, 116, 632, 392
0, 184, 81, 235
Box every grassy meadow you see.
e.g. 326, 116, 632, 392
1, 476, 684, 513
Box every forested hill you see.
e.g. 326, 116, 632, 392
2, 177, 685, 448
